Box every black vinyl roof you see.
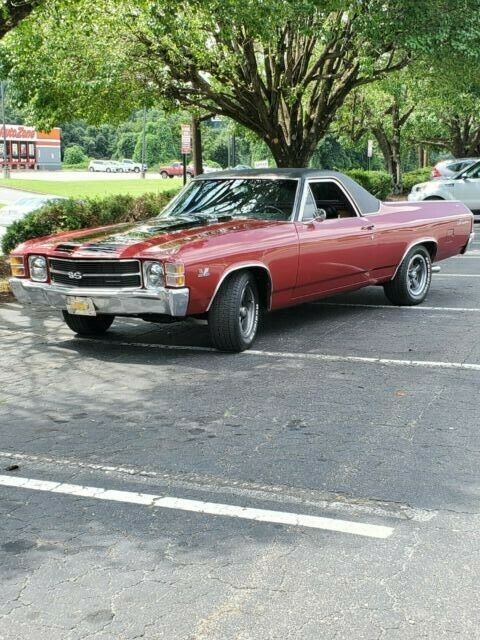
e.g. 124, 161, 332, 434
195, 168, 380, 215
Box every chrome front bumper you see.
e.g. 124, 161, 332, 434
9, 278, 189, 317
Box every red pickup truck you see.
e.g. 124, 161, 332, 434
159, 162, 194, 179
8, 169, 475, 352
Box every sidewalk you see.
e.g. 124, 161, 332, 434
0, 185, 57, 252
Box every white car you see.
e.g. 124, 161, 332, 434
409, 160, 480, 221
88, 159, 122, 173
117, 159, 146, 172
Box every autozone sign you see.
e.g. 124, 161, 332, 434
2, 125, 36, 140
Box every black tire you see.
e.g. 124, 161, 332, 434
209, 271, 260, 352
88, 167, 94, 172
160, 171, 169, 179
62, 311, 114, 335
134, 167, 140, 173
384, 245, 432, 306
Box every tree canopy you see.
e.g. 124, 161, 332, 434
4, 0, 480, 167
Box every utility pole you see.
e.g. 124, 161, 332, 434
1, 81, 9, 179
140, 106, 147, 179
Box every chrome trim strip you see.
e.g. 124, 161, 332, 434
206, 263, 273, 312
47, 258, 140, 264
50, 269, 140, 277
391, 238, 438, 279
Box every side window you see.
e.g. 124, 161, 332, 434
302, 187, 317, 221
308, 181, 356, 219
462, 162, 480, 179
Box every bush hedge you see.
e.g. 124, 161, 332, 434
345, 169, 392, 199
401, 168, 432, 194
1, 190, 179, 255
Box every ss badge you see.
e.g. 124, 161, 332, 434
197, 267, 210, 278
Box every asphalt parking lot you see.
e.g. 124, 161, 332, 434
1, 234, 479, 640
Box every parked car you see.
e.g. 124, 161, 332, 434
431, 158, 479, 179
158, 163, 217, 178
88, 160, 122, 173
159, 162, 194, 179
409, 159, 480, 221
1, 196, 67, 226
118, 159, 147, 173
9, 169, 474, 352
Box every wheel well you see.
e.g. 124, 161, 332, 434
420, 241, 437, 260
214, 267, 272, 311
424, 196, 444, 200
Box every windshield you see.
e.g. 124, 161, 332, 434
160, 178, 299, 222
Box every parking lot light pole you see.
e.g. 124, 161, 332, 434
1, 80, 9, 179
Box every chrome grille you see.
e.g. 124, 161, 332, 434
48, 258, 141, 289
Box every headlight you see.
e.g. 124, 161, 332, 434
28, 255, 48, 282
143, 261, 165, 288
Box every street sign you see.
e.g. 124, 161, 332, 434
254, 159, 269, 168
367, 139, 373, 158
181, 124, 191, 154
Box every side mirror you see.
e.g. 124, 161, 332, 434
314, 208, 327, 222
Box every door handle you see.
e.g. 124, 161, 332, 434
361, 224, 375, 231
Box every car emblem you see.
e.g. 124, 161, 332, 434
197, 267, 210, 278
68, 271, 83, 280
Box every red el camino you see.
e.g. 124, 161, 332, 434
8, 169, 475, 352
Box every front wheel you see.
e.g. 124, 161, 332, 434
62, 311, 114, 335
208, 271, 260, 352
384, 245, 432, 306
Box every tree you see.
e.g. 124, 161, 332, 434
412, 67, 480, 158
63, 144, 87, 165
339, 71, 419, 191
3, 0, 480, 167
0, 0, 42, 39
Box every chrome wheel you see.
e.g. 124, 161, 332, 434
407, 254, 428, 297
238, 284, 257, 339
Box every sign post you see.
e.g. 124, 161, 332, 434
367, 139, 373, 171
181, 124, 192, 185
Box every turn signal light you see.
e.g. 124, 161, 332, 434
8, 256, 25, 277
165, 262, 185, 287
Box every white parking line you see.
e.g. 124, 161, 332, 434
434, 273, 480, 277
1, 328, 479, 372
0, 474, 393, 539
314, 303, 480, 312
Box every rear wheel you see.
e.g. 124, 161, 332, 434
62, 311, 114, 335
384, 245, 432, 305
209, 271, 260, 352
160, 171, 169, 179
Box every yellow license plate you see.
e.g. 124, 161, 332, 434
65, 296, 96, 316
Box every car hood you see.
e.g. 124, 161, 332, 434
21, 216, 286, 259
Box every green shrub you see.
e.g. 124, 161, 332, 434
401, 168, 432, 194
63, 145, 88, 165
345, 169, 392, 199
2, 190, 179, 255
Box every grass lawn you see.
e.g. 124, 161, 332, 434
0, 178, 183, 198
